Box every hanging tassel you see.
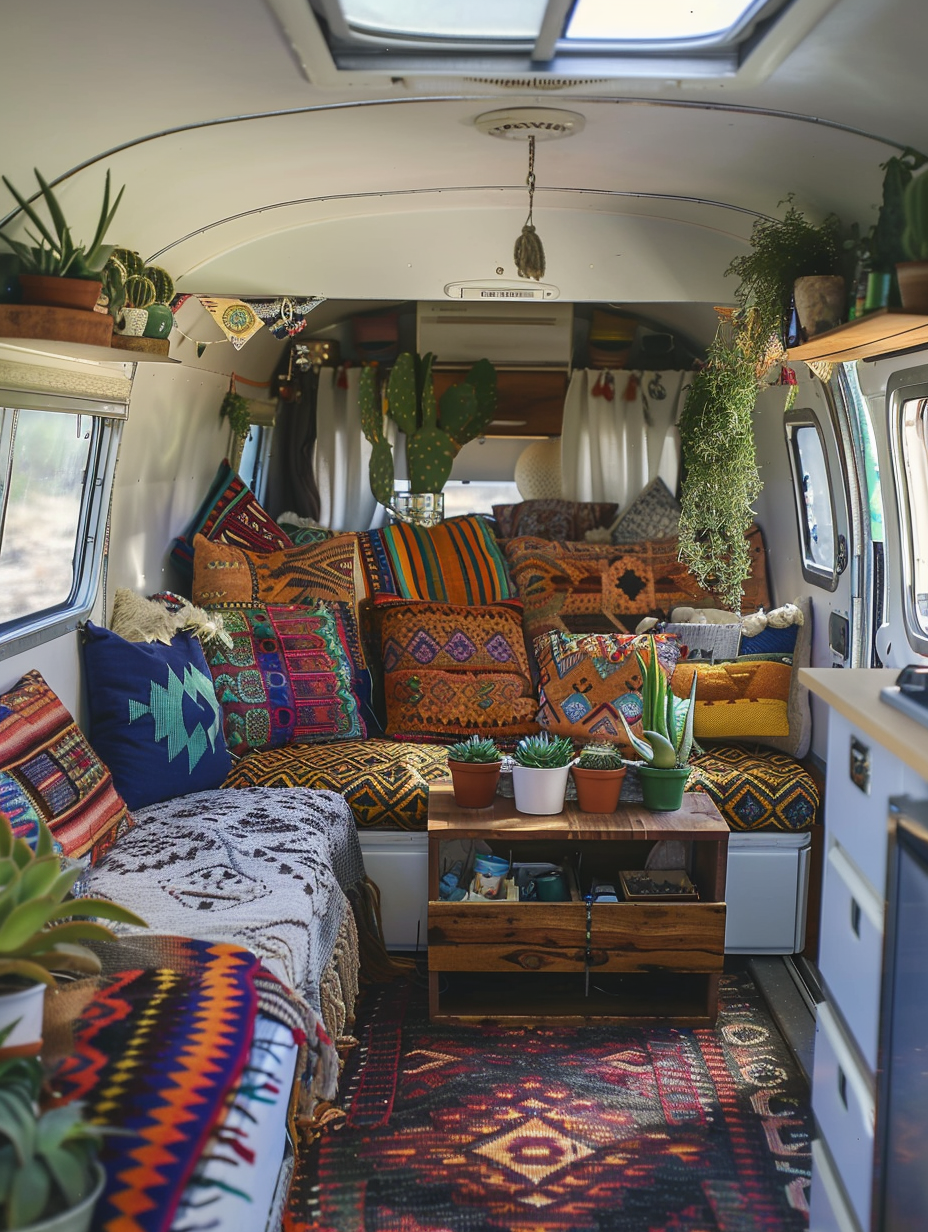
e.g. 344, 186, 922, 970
514, 136, 546, 281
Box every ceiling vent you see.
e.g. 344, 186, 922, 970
418, 300, 573, 368
474, 107, 586, 141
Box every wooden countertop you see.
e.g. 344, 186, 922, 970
800, 668, 928, 782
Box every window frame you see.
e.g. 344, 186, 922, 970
887, 369, 928, 659
784, 407, 841, 592
0, 389, 125, 659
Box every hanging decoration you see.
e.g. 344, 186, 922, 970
513, 136, 546, 281
243, 296, 326, 340
197, 296, 265, 350
219, 375, 251, 440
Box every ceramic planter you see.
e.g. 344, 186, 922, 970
448, 759, 501, 809
0, 981, 45, 1056
512, 763, 572, 815
572, 765, 627, 814
21, 1163, 106, 1232
143, 303, 174, 338
793, 275, 846, 339
896, 261, 928, 313
638, 765, 691, 812
114, 307, 149, 336
18, 274, 103, 312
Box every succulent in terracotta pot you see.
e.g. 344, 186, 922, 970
445, 735, 503, 809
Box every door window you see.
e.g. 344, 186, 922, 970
785, 412, 838, 589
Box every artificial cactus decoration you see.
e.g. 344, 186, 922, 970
403, 354, 456, 495
109, 246, 145, 278
902, 166, 928, 261
144, 264, 175, 304
124, 273, 156, 309
359, 364, 395, 507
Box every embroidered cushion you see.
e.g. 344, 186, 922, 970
0, 771, 47, 849
81, 623, 232, 811
224, 738, 450, 831
505, 525, 770, 644
0, 670, 131, 861
610, 478, 681, 543
379, 602, 539, 743
534, 630, 682, 755
171, 459, 292, 578
201, 603, 365, 756
688, 745, 819, 832
671, 658, 792, 739
358, 515, 515, 605
492, 499, 619, 541
191, 532, 363, 609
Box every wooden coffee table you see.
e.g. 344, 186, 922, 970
427, 783, 729, 1026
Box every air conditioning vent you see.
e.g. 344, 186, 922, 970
465, 76, 609, 90
418, 300, 573, 367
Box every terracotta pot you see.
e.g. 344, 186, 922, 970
448, 759, 501, 809
18, 273, 103, 312
572, 765, 627, 813
793, 275, 846, 340
896, 261, 928, 313
638, 764, 691, 812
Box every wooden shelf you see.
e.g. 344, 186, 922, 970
786, 309, 928, 363
0, 337, 178, 364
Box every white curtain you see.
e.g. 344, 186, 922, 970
560, 369, 693, 507
314, 367, 395, 531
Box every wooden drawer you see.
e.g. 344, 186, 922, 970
818, 840, 883, 1073
812, 1002, 875, 1232
428, 900, 726, 973
825, 711, 904, 899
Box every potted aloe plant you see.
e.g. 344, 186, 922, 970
0, 815, 147, 1055
619, 635, 697, 812
511, 733, 575, 816
445, 735, 503, 809
0, 1035, 106, 1232
572, 742, 627, 814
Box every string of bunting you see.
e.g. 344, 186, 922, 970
171, 295, 327, 357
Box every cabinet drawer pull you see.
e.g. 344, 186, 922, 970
837, 1066, 848, 1109
850, 898, 862, 937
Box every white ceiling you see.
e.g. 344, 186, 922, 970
2, 0, 927, 308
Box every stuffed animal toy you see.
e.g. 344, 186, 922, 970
741, 601, 804, 638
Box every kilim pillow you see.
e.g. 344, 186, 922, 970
170, 459, 293, 579
200, 603, 365, 756
191, 532, 364, 610
0, 670, 131, 862
534, 630, 682, 754
0, 770, 48, 850
358, 515, 515, 605
688, 745, 819, 832
504, 525, 770, 645
81, 623, 232, 811
610, 478, 681, 544
492, 499, 619, 541
379, 602, 539, 743
670, 658, 792, 740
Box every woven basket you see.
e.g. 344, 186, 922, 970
664, 622, 742, 662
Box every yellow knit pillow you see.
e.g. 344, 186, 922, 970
671, 659, 791, 739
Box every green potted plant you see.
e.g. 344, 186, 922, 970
104, 248, 175, 341
0, 168, 123, 314
897, 161, 928, 312
511, 733, 575, 816
0, 1036, 106, 1232
572, 742, 627, 814
359, 353, 497, 525
726, 194, 844, 349
618, 636, 697, 812
0, 816, 147, 1056
445, 735, 503, 809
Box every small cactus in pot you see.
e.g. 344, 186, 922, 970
573, 742, 627, 814
445, 735, 503, 809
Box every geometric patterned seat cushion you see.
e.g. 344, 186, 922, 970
223, 738, 450, 830
170, 459, 293, 580
380, 602, 539, 743
504, 524, 770, 645
687, 745, 819, 831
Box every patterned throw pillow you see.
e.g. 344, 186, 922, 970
534, 630, 682, 754
379, 602, 539, 743
171, 459, 293, 579
81, 624, 232, 811
191, 532, 363, 609
201, 604, 365, 756
610, 478, 681, 543
670, 658, 792, 739
0, 670, 131, 861
688, 745, 819, 832
505, 525, 770, 644
358, 515, 515, 605
492, 500, 619, 541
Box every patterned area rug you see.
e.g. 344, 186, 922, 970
287, 971, 811, 1231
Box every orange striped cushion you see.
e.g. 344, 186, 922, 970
191, 533, 364, 609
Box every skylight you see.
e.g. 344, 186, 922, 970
565, 0, 765, 45
340, 1, 548, 43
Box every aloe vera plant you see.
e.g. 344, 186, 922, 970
446, 735, 502, 764
0, 815, 147, 989
620, 636, 697, 769
0, 167, 124, 278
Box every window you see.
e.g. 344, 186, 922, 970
893, 390, 928, 651
0, 393, 123, 651
785, 411, 838, 589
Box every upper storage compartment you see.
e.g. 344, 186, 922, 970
417, 301, 573, 369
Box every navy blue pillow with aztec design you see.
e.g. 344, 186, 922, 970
81, 623, 232, 811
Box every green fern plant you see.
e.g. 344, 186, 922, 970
219, 387, 251, 441
445, 735, 502, 764
0, 816, 146, 990
619, 637, 697, 770
513, 733, 575, 769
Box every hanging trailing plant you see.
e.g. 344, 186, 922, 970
219, 378, 250, 440
678, 317, 763, 612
